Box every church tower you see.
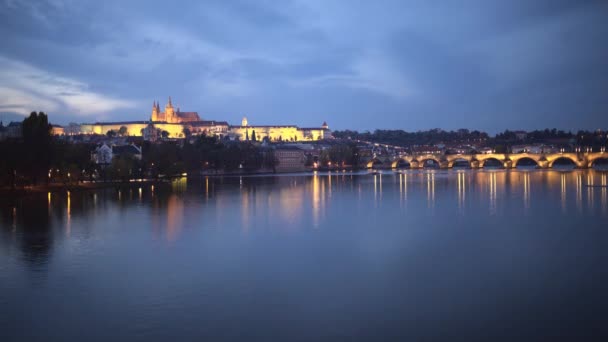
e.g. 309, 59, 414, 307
165, 96, 175, 123
241, 116, 248, 127
151, 101, 160, 121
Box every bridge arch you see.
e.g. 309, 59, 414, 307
549, 156, 577, 168
366, 158, 384, 169
476, 154, 506, 168
446, 154, 473, 168
480, 158, 504, 168
448, 157, 472, 168
417, 155, 442, 168
546, 153, 581, 168
589, 155, 608, 169
509, 153, 543, 168
512, 157, 540, 168
392, 158, 412, 169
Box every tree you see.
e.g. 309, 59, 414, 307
118, 126, 128, 136
22, 112, 52, 185
161, 130, 170, 139
251, 130, 257, 142
183, 128, 192, 138
22, 111, 52, 143
106, 130, 117, 138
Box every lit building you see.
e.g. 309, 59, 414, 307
78, 97, 229, 139
57, 99, 329, 142
151, 97, 200, 123
51, 125, 64, 136
228, 117, 330, 142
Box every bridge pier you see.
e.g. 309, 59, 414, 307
537, 160, 549, 169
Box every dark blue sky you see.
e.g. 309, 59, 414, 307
1, 0, 607, 133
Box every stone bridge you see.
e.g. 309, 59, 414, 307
366, 152, 608, 169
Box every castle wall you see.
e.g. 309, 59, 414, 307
229, 126, 326, 141
80, 122, 229, 138
80, 123, 149, 136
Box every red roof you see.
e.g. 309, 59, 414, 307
176, 112, 200, 121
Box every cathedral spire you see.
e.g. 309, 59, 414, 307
168, 96, 172, 107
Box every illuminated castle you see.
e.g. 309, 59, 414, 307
229, 116, 330, 142
151, 97, 200, 123
76, 97, 330, 141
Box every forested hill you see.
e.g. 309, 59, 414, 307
332, 129, 489, 146
332, 129, 605, 148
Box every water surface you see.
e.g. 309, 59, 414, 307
1, 170, 608, 341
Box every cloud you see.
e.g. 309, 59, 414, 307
289, 52, 410, 99
0, 56, 136, 116
0, 0, 606, 131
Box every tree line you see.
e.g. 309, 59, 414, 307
333, 128, 607, 149
0, 112, 277, 188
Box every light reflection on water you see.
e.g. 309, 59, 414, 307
1, 170, 608, 341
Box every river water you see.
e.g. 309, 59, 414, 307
1, 169, 608, 341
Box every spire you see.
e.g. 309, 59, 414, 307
168, 96, 172, 107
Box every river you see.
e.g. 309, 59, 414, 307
1, 169, 607, 341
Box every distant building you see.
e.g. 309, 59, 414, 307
228, 117, 330, 142
51, 125, 64, 136
80, 97, 228, 139
65, 123, 81, 135
274, 145, 307, 172
5, 122, 22, 139
151, 97, 200, 123
512, 144, 558, 154
92, 143, 113, 165
447, 145, 476, 154
91, 143, 142, 165
514, 131, 527, 140
70, 97, 330, 142
142, 122, 159, 142
479, 147, 494, 154
411, 145, 442, 154
112, 144, 142, 160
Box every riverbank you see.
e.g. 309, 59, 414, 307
0, 179, 171, 195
